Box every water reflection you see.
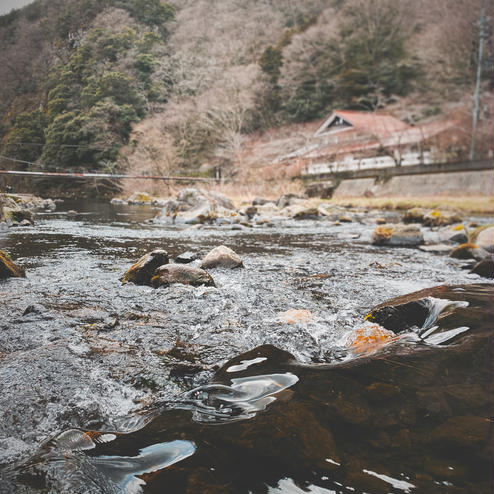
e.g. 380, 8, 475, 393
90, 440, 196, 494
178, 372, 299, 423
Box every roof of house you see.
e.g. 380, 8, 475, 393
314, 110, 410, 138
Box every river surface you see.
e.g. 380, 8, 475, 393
0, 200, 492, 493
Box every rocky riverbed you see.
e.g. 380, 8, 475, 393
0, 198, 492, 493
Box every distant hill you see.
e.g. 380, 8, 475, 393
0, 0, 492, 195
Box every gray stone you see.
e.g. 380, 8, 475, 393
475, 226, 494, 253
200, 245, 243, 269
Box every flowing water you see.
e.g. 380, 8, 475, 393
0, 201, 492, 493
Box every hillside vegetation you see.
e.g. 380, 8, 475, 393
0, 0, 492, 195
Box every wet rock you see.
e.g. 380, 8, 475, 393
2, 206, 34, 224
243, 206, 258, 219
22, 304, 47, 316
0, 250, 26, 279
365, 298, 430, 332
471, 256, 494, 278
375, 217, 387, 225
19, 219, 33, 227
207, 191, 235, 210
292, 206, 320, 220
338, 214, 353, 223
450, 243, 487, 261
402, 207, 428, 223
127, 191, 152, 204
151, 264, 215, 288
121, 249, 169, 285
200, 245, 243, 269
438, 224, 468, 244
110, 197, 126, 205
472, 225, 494, 253
174, 251, 199, 264
157, 189, 237, 225
67, 210, 78, 217
277, 193, 304, 209
424, 210, 462, 227
371, 224, 424, 247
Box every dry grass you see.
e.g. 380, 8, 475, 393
328, 196, 494, 215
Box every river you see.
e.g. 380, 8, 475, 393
0, 200, 492, 493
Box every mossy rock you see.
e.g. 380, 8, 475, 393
423, 210, 462, 227
372, 224, 423, 247
0, 250, 26, 278
449, 243, 485, 260
121, 249, 169, 285
2, 207, 34, 224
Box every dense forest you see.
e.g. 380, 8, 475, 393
0, 0, 492, 192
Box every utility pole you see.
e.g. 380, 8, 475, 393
470, 9, 486, 162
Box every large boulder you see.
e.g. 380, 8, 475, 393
200, 245, 243, 269
157, 189, 237, 224
371, 224, 424, 247
471, 226, 494, 253
151, 264, 215, 288
0, 250, 26, 279
121, 249, 169, 285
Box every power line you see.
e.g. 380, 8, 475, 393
0, 155, 216, 183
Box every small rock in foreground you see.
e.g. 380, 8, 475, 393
152, 264, 215, 288
121, 249, 169, 285
0, 250, 26, 279
200, 245, 243, 269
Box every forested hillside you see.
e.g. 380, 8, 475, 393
0, 0, 492, 194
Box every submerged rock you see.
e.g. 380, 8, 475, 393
0, 250, 26, 279
371, 224, 424, 247
174, 251, 199, 264
151, 264, 215, 288
121, 249, 169, 285
200, 245, 243, 269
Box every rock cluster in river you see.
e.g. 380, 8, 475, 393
122, 245, 244, 288
0, 193, 55, 228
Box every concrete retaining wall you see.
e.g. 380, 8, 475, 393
333, 170, 494, 197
